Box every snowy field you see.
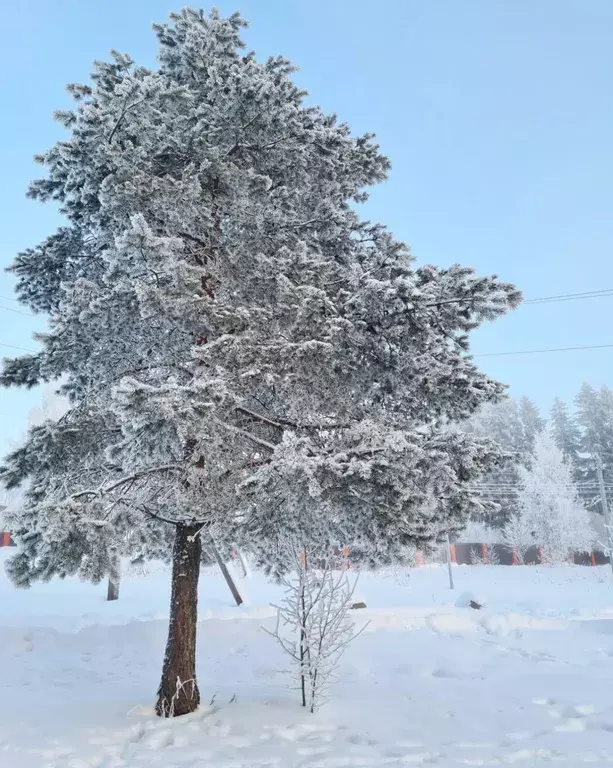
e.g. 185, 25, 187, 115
3, 553, 613, 767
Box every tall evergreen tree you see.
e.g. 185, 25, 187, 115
550, 397, 581, 475
466, 396, 544, 528
598, 386, 613, 464
575, 383, 613, 511
576, 383, 602, 456
518, 396, 545, 455
0, 8, 519, 716
467, 399, 523, 528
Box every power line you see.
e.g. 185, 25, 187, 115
471, 485, 613, 490
470, 489, 613, 494
0, 304, 33, 317
1, 338, 611, 362
470, 483, 613, 487
523, 289, 613, 305
424, 287, 613, 309
1, 285, 613, 360
0, 342, 36, 353
2, 286, 613, 312
469, 489, 613, 493
475, 343, 613, 359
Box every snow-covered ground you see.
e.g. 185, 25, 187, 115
2, 553, 613, 767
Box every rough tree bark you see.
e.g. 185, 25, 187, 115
106, 558, 120, 601
106, 574, 120, 601
155, 523, 202, 717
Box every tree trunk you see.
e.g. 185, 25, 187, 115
106, 574, 120, 601
299, 551, 309, 709
106, 558, 120, 601
155, 523, 202, 717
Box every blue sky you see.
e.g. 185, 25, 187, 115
2, 0, 613, 457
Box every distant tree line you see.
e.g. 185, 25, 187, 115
465, 383, 613, 530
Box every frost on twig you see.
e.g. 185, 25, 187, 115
469, 544, 500, 566
264, 538, 368, 713
157, 675, 198, 719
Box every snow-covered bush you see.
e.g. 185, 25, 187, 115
469, 544, 500, 566
502, 512, 534, 564
459, 519, 502, 544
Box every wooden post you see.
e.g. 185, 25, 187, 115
446, 534, 455, 590
210, 541, 243, 607
341, 546, 350, 570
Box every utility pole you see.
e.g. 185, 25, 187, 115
446, 532, 455, 590
595, 453, 613, 576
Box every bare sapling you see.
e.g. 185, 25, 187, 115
265, 540, 368, 713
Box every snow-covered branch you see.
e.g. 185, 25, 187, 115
71, 464, 184, 500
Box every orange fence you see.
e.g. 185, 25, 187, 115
414, 543, 609, 567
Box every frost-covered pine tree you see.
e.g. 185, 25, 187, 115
507, 431, 593, 564
465, 397, 543, 528
550, 396, 581, 478
575, 383, 613, 511
457, 402, 518, 529
518, 396, 545, 449
0, 8, 519, 716
0, 383, 70, 553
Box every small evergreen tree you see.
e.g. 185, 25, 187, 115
1, 8, 519, 716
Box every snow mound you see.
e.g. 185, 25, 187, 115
455, 590, 485, 609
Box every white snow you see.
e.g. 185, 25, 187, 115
454, 591, 484, 609
2, 554, 613, 766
